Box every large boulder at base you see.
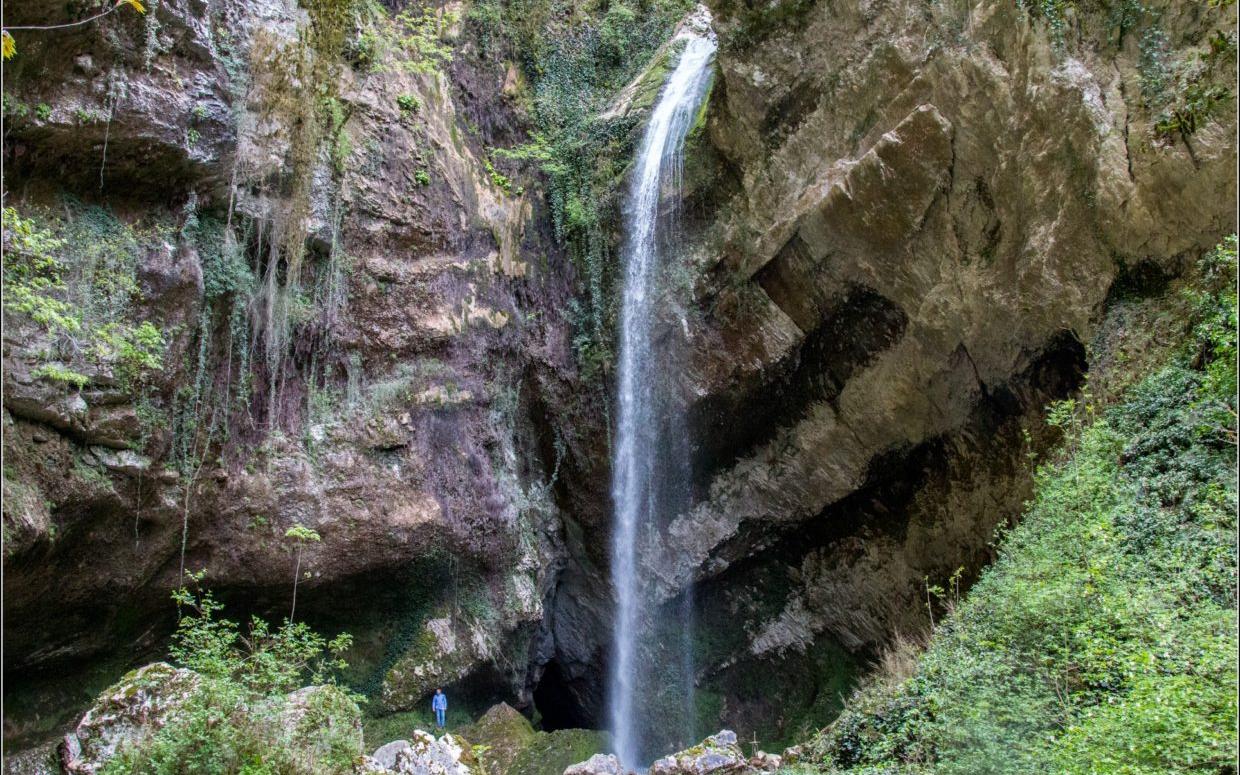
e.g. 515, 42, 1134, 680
278, 685, 366, 765
59, 663, 201, 774
563, 753, 626, 775
647, 731, 779, 775
458, 703, 537, 773
458, 702, 610, 775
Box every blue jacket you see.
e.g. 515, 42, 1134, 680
433, 693, 447, 711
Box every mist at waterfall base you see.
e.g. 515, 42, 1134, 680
606, 30, 717, 770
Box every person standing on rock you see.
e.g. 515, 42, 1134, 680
432, 688, 448, 729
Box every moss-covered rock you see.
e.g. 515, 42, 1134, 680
508, 728, 612, 775
459, 703, 539, 774
60, 663, 201, 775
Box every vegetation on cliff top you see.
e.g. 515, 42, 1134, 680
789, 238, 1238, 774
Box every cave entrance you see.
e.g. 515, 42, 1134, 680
532, 660, 595, 731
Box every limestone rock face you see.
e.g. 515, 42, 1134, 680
544, 0, 1237, 753
2, 0, 575, 736
665, 0, 1237, 614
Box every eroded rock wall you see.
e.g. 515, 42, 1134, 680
2, 0, 1235, 759
2, 0, 584, 744
583, 0, 1236, 750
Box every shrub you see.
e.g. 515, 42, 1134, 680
101, 575, 360, 774
397, 93, 421, 114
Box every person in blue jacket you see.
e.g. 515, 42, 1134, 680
432, 688, 447, 728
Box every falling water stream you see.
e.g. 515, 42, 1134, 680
607, 22, 717, 770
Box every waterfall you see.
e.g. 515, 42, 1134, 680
607, 24, 716, 770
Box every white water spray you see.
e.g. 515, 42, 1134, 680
607, 24, 716, 770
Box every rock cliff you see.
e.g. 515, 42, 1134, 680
2, 0, 1235, 762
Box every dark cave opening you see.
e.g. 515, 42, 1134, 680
532, 660, 595, 732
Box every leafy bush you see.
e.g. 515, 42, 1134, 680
396, 93, 422, 114
101, 576, 360, 774
799, 238, 1238, 774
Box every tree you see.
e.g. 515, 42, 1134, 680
284, 524, 321, 623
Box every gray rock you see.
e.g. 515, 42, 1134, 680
356, 756, 391, 773
374, 739, 413, 769
392, 731, 472, 775
563, 753, 627, 775
648, 731, 754, 775
60, 663, 201, 774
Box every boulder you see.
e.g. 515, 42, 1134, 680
563, 753, 626, 775
648, 731, 759, 775
458, 703, 536, 773
278, 685, 365, 765
59, 663, 201, 774
391, 730, 473, 775
374, 739, 414, 769
357, 756, 393, 773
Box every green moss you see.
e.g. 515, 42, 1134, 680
459, 703, 539, 773
508, 729, 611, 775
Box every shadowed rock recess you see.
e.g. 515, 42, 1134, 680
1, 0, 1235, 768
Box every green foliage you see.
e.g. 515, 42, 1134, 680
393, 6, 456, 74
101, 575, 360, 774
285, 524, 322, 543
350, 3, 455, 75
798, 238, 1238, 774
1187, 235, 1238, 441
31, 363, 90, 388
2, 206, 81, 334
2, 205, 167, 389
1154, 82, 1232, 140
415, 168, 432, 186
35, 102, 51, 120
484, 157, 521, 195
396, 92, 422, 114
323, 96, 353, 175
1017, 0, 1072, 47
94, 320, 166, 383
466, 0, 692, 373
1134, 10, 1236, 141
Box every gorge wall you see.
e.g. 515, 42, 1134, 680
3, 0, 1236, 758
